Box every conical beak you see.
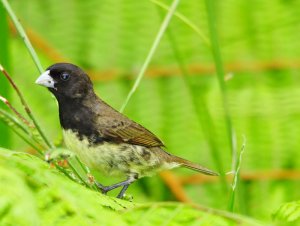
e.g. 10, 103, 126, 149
35, 70, 55, 88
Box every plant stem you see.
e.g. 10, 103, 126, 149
53, 162, 77, 183
67, 159, 90, 188
0, 108, 29, 135
12, 128, 44, 156
0, 3, 11, 148
150, 0, 210, 47
0, 95, 33, 127
204, 0, 237, 201
75, 155, 90, 174
0, 109, 43, 155
1, 0, 52, 148
228, 136, 246, 212
1, 0, 44, 73
75, 156, 97, 190
158, 9, 228, 192
120, 0, 180, 112
0, 64, 54, 149
204, 0, 236, 164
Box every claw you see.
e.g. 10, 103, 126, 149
95, 181, 107, 194
94, 176, 136, 199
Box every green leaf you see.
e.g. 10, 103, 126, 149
273, 200, 300, 222
0, 148, 131, 226
0, 109, 29, 135
0, 148, 267, 226
123, 203, 265, 226
0, 109, 44, 154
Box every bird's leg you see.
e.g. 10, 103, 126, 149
94, 181, 106, 191
95, 175, 137, 198
117, 184, 130, 199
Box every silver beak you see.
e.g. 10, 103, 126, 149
35, 70, 55, 89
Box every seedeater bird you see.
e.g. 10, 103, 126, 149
35, 63, 218, 198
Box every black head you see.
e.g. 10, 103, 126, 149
36, 63, 93, 101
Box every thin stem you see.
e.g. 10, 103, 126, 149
53, 162, 77, 183
228, 136, 246, 212
75, 156, 99, 191
11, 127, 43, 156
67, 159, 90, 188
150, 0, 211, 47
0, 95, 33, 127
75, 155, 89, 174
0, 2, 11, 148
0, 64, 54, 149
120, 0, 180, 112
204, 0, 236, 180
0, 108, 43, 155
160, 15, 227, 192
0, 108, 30, 135
1, 0, 54, 148
1, 0, 43, 73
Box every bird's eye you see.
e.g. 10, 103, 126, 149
60, 72, 70, 81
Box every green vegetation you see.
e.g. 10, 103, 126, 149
0, 148, 265, 226
1, 0, 300, 225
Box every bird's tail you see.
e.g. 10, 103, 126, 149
172, 156, 219, 176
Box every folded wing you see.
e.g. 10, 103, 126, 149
97, 116, 165, 147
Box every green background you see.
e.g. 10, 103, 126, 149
1, 0, 300, 225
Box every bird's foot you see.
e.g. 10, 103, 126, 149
94, 177, 136, 199
94, 181, 109, 194
95, 183, 125, 197
116, 184, 129, 199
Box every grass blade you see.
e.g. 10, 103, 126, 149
0, 4, 10, 148
1, 0, 43, 73
1, 0, 55, 148
157, 7, 227, 192
228, 136, 246, 212
0, 109, 43, 155
0, 108, 30, 136
120, 0, 180, 112
204, 0, 236, 180
0, 95, 32, 127
0, 64, 54, 149
150, 0, 211, 47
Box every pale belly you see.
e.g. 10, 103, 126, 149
63, 130, 179, 178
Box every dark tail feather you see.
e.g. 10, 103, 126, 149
173, 156, 219, 176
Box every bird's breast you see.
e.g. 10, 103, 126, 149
62, 129, 177, 177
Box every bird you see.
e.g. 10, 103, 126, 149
35, 63, 219, 199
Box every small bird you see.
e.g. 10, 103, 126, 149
35, 63, 218, 198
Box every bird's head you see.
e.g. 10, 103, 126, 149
35, 63, 93, 100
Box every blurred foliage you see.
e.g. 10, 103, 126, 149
0, 148, 266, 226
0, 0, 300, 225
273, 200, 300, 224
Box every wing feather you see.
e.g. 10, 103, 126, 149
97, 116, 164, 147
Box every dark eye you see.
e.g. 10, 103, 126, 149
60, 72, 70, 81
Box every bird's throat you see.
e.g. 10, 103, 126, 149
58, 95, 101, 143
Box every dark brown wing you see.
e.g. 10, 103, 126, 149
97, 116, 164, 147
